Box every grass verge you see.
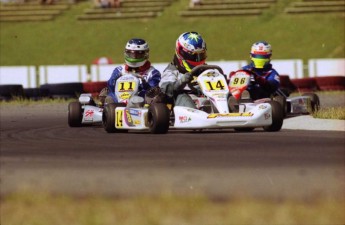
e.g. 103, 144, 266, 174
1, 192, 344, 225
313, 106, 345, 120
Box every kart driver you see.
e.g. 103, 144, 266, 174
231, 41, 280, 100
159, 31, 208, 109
100, 38, 161, 106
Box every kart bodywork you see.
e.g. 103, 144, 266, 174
68, 93, 103, 127
103, 65, 284, 133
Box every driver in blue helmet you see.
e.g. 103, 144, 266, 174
159, 31, 207, 108
100, 38, 161, 106
232, 41, 280, 100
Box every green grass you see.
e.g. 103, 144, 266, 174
313, 106, 345, 120
0, 0, 344, 66
1, 192, 344, 225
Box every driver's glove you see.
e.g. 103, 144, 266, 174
181, 72, 192, 84
253, 73, 268, 86
173, 72, 192, 91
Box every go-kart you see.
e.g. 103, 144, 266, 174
101, 72, 170, 134
170, 65, 284, 132
67, 71, 169, 130
68, 93, 103, 127
229, 69, 321, 118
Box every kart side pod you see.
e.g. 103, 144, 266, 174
102, 103, 170, 134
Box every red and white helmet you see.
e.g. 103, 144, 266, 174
175, 31, 207, 72
250, 41, 272, 69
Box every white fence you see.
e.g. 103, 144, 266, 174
1, 59, 344, 88
39, 65, 89, 85
271, 59, 304, 79
0, 66, 36, 88
308, 58, 345, 77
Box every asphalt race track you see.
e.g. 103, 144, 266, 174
1, 103, 344, 200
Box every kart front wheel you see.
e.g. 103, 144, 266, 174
263, 101, 284, 132
147, 103, 170, 134
68, 101, 83, 127
273, 95, 287, 118
102, 103, 126, 133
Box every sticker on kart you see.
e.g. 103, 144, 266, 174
207, 112, 254, 119
116, 108, 143, 127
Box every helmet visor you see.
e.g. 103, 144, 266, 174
125, 49, 149, 62
179, 48, 207, 62
251, 58, 270, 69
250, 53, 271, 59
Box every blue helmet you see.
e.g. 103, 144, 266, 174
175, 31, 207, 72
124, 38, 149, 68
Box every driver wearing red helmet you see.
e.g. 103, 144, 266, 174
159, 31, 207, 108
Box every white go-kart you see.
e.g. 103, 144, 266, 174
67, 71, 169, 132
170, 65, 284, 132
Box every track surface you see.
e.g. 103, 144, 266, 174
1, 103, 344, 200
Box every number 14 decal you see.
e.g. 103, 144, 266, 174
204, 80, 226, 91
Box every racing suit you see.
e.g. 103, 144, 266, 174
241, 63, 280, 100
104, 61, 161, 104
159, 56, 198, 109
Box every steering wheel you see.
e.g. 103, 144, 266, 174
187, 65, 225, 92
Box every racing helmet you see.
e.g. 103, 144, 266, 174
175, 31, 207, 72
250, 41, 272, 69
124, 38, 149, 68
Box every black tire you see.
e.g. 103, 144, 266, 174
147, 103, 170, 134
40, 82, 84, 99
263, 101, 284, 132
302, 93, 320, 113
68, 102, 83, 127
273, 95, 287, 118
0, 84, 24, 100
234, 127, 255, 132
102, 103, 126, 133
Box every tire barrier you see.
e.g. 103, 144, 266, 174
291, 78, 320, 92
280, 75, 297, 94
39, 82, 84, 99
1, 77, 344, 101
24, 87, 50, 100
82, 81, 107, 97
0, 84, 24, 100
315, 76, 345, 91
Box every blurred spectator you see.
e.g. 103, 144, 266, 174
40, 0, 54, 5
112, 0, 120, 8
94, 0, 111, 8
189, 0, 201, 8
94, 0, 120, 8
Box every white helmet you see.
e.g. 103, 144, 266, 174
250, 41, 272, 69
124, 38, 149, 68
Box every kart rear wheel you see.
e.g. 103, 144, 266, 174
102, 103, 126, 133
263, 101, 284, 132
68, 101, 83, 127
147, 103, 170, 134
273, 95, 287, 118
302, 93, 320, 113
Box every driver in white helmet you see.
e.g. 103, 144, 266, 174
159, 31, 207, 108
231, 41, 280, 100
101, 38, 161, 105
